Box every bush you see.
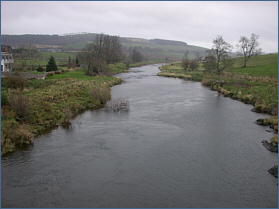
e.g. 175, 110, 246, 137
9, 91, 30, 121
1, 131, 15, 155
270, 135, 278, 144
60, 106, 73, 127
189, 60, 199, 71
37, 65, 44, 72
2, 76, 28, 89
90, 84, 111, 104
1, 120, 33, 149
1, 91, 9, 106
106, 98, 130, 112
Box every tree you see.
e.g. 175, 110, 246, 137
77, 33, 122, 75
103, 35, 122, 64
75, 57, 80, 67
236, 33, 262, 67
123, 54, 132, 69
130, 48, 143, 63
78, 41, 105, 75
46, 55, 58, 72
37, 65, 44, 72
20, 44, 42, 70
203, 54, 216, 74
195, 52, 203, 62
189, 60, 199, 71
206, 35, 233, 80
182, 50, 190, 70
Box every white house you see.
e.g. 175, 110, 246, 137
1, 52, 14, 72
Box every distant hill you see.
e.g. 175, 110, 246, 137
1, 33, 97, 47
1, 33, 209, 61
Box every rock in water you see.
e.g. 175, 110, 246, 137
268, 165, 278, 178
261, 140, 278, 153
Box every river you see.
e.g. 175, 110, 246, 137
1, 64, 278, 208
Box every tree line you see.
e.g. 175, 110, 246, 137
77, 33, 144, 75
5, 32, 261, 78
182, 33, 262, 80
5, 33, 145, 74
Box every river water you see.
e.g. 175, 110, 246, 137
1, 64, 278, 208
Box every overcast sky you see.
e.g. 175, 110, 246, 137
1, 1, 278, 53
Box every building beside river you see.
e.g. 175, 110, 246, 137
1, 52, 14, 72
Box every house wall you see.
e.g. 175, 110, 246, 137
1, 53, 14, 72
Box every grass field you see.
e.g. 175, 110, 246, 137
41, 51, 78, 59
14, 52, 79, 68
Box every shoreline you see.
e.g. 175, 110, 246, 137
1, 62, 156, 156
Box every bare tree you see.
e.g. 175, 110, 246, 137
203, 54, 216, 74
189, 59, 199, 71
236, 33, 262, 67
77, 33, 122, 75
123, 54, 132, 69
20, 44, 42, 70
182, 50, 190, 70
195, 52, 203, 62
103, 35, 122, 64
207, 35, 233, 80
130, 48, 143, 63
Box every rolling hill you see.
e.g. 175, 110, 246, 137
1, 33, 209, 61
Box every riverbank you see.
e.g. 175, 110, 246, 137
158, 57, 278, 178
158, 54, 278, 145
158, 54, 278, 131
1, 61, 157, 155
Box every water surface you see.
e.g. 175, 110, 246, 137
1, 64, 278, 208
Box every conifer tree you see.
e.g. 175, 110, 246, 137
46, 55, 58, 72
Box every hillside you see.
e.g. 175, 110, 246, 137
1, 33, 209, 61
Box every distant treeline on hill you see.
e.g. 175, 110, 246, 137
1, 33, 187, 48
1, 33, 98, 47
150, 39, 187, 46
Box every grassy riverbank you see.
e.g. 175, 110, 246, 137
158, 54, 278, 132
1, 61, 142, 155
1, 61, 156, 155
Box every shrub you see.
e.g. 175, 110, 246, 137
9, 91, 30, 121
270, 135, 278, 144
1, 91, 9, 106
201, 77, 214, 87
90, 84, 111, 104
2, 120, 33, 147
107, 98, 130, 112
1, 131, 15, 155
37, 65, 44, 72
2, 76, 28, 90
60, 106, 73, 127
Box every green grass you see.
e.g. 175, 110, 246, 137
158, 62, 204, 81
232, 53, 278, 68
228, 63, 278, 77
41, 52, 78, 59
63, 42, 89, 50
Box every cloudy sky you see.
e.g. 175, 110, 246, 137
1, 1, 278, 53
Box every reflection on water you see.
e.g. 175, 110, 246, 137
1, 64, 278, 208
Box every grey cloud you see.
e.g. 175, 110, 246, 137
1, 1, 278, 53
